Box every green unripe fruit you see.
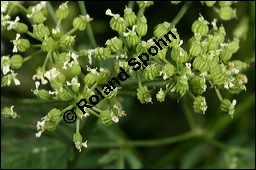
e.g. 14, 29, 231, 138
137, 86, 152, 104
136, 16, 148, 36
33, 24, 50, 39
154, 22, 170, 39
32, 11, 45, 24
44, 121, 56, 131
192, 16, 209, 36
171, 46, 189, 63
41, 37, 56, 52
56, 2, 69, 20
193, 96, 207, 114
10, 54, 23, 69
124, 7, 136, 26
14, 23, 28, 34
35, 89, 51, 100
219, 6, 236, 20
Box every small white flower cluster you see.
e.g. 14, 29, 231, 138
62, 52, 79, 69
1, 55, 21, 86
35, 117, 47, 138
75, 141, 88, 152
27, 1, 46, 18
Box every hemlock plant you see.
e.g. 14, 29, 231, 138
1, 1, 249, 155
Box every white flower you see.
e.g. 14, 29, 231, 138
105, 9, 120, 19
5, 71, 20, 86
36, 118, 46, 131
32, 67, 48, 84
211, 18, 218, 30
6, 16, 20, 30
200, 99, 207, 114
229, 99, 237, 118
35, 131, 43, 138
75, 141, 88, 152
1, 55, 11, 75
1, 1, 8, 14
69, 52, 79, 61
32, 81, 40, 95
27, 1, 46, 18
11, 33, 21, 53
66, 77, 80, 87
85, 14, 93, 22
224, 78, 235, 89
44, 68, 60, 81
1, 14, 11, 27
156, 88, 165, 100
180, 75, 188, 85
52, 28, 60, 34
86, 66, 99, 75
112, 116, 119, 123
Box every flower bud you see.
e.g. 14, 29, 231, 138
219, 6, 236, 20
137, 86, 152, 104
105, 37, 123, 52
50, 80, 63, 90
102, 88, 118, 99
33, 24, 50, 39
41, 37, 56, 52
14, 23, 28, 34
124, 7, 136, 27
35, 89, 51, 100
10, 54, 23, 69
56, 2, 69, 20
228, 78, 246, 94
136, 1, 154, 8
1, 106, 18, 119
32, 11, 45, 24
136, 16, 148, 36
154, 22, 171, 39
191, 76, 207, 95
171, 46, 189, 63
193, 96, 207, 114
192, 15, 209, 36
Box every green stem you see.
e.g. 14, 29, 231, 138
86, 108, 100, 118
136, 7, 145, 20
76, 119, 80, 133
89, 131, 197, 148
171, 1, 192, 26
135, 72, 142, 88
127, 1, 135, 9
78, 1, 97, 48
46, 1, 65, 35
187, 90, 195, 99
1, 97, 68, 104
66, 28, 78, 35
119, 32, 130, 51
92, 107, 102, 113
24, 50, 43, 62
214, 87, 223, 101
42, 51, 51, 68
181, 95, 197, 130
27, 31, 42, 42
162, 58, 171, 65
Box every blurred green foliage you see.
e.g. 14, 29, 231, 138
1, 1, 255, 169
